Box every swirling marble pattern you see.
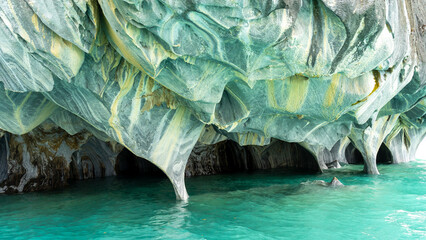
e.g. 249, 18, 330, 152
0, 0, 425, 199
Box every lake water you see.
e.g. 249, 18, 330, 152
0, 160, 425, 239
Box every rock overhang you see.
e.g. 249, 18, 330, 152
0, 0, 424, 200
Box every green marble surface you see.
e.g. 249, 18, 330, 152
0, 0, 424, 199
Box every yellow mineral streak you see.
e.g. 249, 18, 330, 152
263, 114, 279, 136
6, 91, 56, 134
227, 122, 239, 132
321, 7, 329, 52
213, 86, 249, 130
285, 75, 309, 112
31, 14, 39, 32
9, 0, 83, 76
152, 107, 187, 170
140, 76, 177, 113
124, 24, 157, 70
50, 34, 63, 59
267, 81, 278, 108
127, 74, 145, 132
183, 56, 196, 65
100, 50, 121, 85
104, 1, 174, 76
351, 71, 380, 106
104, 15, 146, 73
13, 92, 32, 132
323, 73, 341, 107
50, 33, 84, 76
260, 135, 265, 145
7, 0, 30, 43
239, 132, 263, 146
226, 86, 249, 113
336, 89, 345, 106
135, 74, 147, 98
339, 137, 350, 152
108, 63, 137, 145
87, 0, 100, 34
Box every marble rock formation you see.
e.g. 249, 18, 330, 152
0, 0, 425, 200
329, 177, 344, 187
0, 123, 122, 193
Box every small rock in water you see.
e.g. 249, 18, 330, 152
326, 160, 341, 169
329, 177, 344, 187
300, 177, 344, 187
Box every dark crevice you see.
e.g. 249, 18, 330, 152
186, 139, 320, 177
344, 142, 394, 165
115, 148, 166, 178
345, 143, 364, 164
113, 139, 320, 179
377, 144, 393, 164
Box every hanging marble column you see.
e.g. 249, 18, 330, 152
330, 137, 351, 164
349, 115, 400, 174
147, 107, 205, 200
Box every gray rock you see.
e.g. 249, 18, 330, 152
329, 177, 344, 187
326, 160, 341, 169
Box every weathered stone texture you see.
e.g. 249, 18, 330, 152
0, 0, 425, 199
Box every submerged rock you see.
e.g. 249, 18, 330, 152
0, 0, 424, 199
329, 177, 344, 187
301, 177, 344, 188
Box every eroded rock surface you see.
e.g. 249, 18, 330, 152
0, 0, 425, 199
0, 124, 120, 193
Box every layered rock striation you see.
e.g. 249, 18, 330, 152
0, 0, 425, 199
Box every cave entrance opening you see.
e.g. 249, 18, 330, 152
186, 139, 320, 177
344, 142, 393, 167
115, 148, 167, 179
345, 143, 364, 164
376, 144, 393, 164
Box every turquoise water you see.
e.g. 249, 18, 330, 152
0, 160, 425, 239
